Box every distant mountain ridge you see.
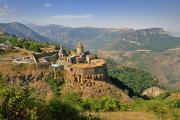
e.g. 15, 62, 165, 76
1, 22, 180, 52
0, 22, 50, 42
27, 23, 180, 52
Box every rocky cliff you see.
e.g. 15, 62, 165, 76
63, 71, 131, 103
3, 71, 56, 84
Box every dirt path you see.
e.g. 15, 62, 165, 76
97, 111, 157, 120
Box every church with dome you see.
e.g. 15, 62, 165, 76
59, 41, 96, 64
31, 41, 107, 78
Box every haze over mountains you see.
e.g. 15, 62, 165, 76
1, 22, 180, 53
0, 22, 50, 42
27, 23, 180, 52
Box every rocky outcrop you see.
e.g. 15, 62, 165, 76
4, 72, 56, 83
142, 87, 166, 98
64, 72, 131, 103
65, 71, 108, 86
29, 81, 53, 101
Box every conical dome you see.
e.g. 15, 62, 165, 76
59, 45, 65, 53
76, 41, 83, 48
76, 41, 84, 54
60, 45, 64, 50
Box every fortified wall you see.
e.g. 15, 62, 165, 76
0, 59, 12, 65
65, 59, 109, 86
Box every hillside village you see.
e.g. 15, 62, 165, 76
30, 41, 109, 84
0, 38, 108, 83
32, 41, 106, 72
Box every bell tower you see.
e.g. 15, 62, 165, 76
76, 41, 84, 54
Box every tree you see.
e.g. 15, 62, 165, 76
82, 96, 120, 112
0, 76, 99, 120
61, 92, 83, 110
54, 45, 60, 50
0, 49, 5, 54
0, 78, 39, 120
38, 99, 87, 120
107, 60, 159, 96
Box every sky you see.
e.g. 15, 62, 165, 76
0, 0, 180, 36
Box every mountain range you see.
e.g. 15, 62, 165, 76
1, 22, 180, 52
27, 23, 180, 52
0, 22, 50, 42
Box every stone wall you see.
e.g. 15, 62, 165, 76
0, 59, 12, 65
31, 51, 58, 61
3, 72, 62, 84
65, 63, 109, 87
67, 64, 107, 75
37, 62, 51, 69
76, 67, 95, 75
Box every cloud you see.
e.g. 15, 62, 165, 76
0, 6, 16, 18
4, 5, 8, 8
44, 3, 52, 7
0, 8, 9, 17
52, 14, 94, 19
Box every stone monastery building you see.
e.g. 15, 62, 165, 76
32, 41, 108, 81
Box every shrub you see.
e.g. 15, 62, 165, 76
54, 45, 60, 50
45, 78, 62, 98
124, 98, 180, 120
170, 100, 180, 108
0, 79, 39, 120
38, 99, 87, 120
82, 96, 120, 112
0, 49, 5, 54
0, 77, 100, 120
0, 36, 43, 52
154, 92, 171, 100
61, 92, 83, 111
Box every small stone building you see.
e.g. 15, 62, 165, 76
59, 45, 67, 59
31, 51, 58, 68
76, 41, 84, 55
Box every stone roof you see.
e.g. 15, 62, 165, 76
71, 59, 106, 68
32, 51, 58, 62
86, 54, 96, 58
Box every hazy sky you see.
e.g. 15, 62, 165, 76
0, 0, 180, 36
